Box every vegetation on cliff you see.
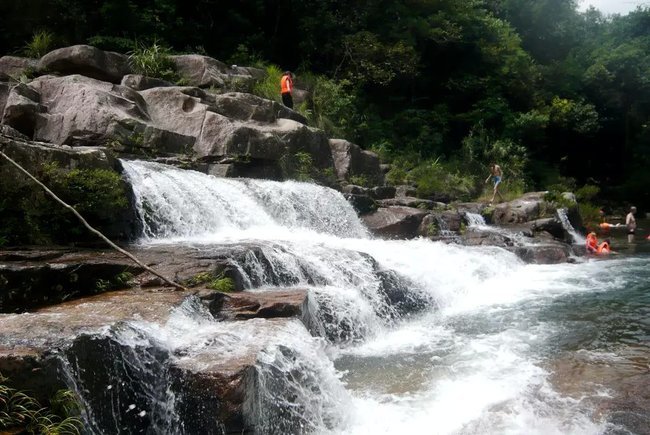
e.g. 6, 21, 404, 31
0, 375, 82, 434
0, 0, 648, 209
0, 161, 129, 246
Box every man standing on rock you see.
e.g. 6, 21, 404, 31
485, 163, 503, 205
280, 71, 293, 109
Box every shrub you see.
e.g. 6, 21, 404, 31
575, 184, 600, 202
0, 375, 82, 434
304, 76, 359, 138
252, 64, 283, 102
87, 36, 135, 53
185, 271, 235, 292
0, 162, 129, 245
207, 276, 235, 292
293, 152, 314, 182
386, 156, 477, 200
228, 44, 265, 69
460, 126, 530, 199
579, 202, 602, 228
348, 174, 369, 187
128, 41, 178, 81
23, 30, 55, 58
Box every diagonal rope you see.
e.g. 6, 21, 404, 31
0, 149, 187, 291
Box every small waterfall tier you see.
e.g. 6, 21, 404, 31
121, 160, 368, 239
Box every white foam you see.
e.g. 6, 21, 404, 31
118, 159, 633, 433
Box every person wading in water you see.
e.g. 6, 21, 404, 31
626, 206, 637, 243
485, 163, 504, 205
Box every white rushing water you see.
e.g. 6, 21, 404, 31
119, 160, 615, 434
557, 208, 586, 245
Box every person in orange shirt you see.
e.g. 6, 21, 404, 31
280, 71, 294, 109
597, 239, 612, 254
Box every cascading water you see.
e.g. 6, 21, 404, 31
83, 159, 647, 434
464, 212, 529, 246
464, 212, 487, 227
557, 208, 586, 244
122, 160, 367, 240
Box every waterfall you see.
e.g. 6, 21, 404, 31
556, 208, 585, 244
464, 212, 529, 246
121, 160, 368, 239
465, 212, 487, 227
59, 297, 351, 434
91, 159, 609, 433
433, 215, 459, 240
120, 160, 523, 339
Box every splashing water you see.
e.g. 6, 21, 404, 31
103, 160, 650, 433
122, 160, 368, 239
557, 208, 586, 245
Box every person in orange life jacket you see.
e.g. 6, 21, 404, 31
586, 232, 598, 253
280, 71, 293, 109
597, 239, 612, 254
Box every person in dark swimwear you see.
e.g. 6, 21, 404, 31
484, 163, 503, 205
626, 206, 637, 243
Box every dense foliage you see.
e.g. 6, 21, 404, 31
1, 0, 648, 206
0, 162, 129, 245
0, 375, 82, 434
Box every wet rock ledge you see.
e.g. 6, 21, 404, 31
0, 285, 311, 433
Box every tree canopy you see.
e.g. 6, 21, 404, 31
1, 0, 649, 206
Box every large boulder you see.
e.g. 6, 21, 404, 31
0, 249, 143, 313
362, 206, 428, 239
22, 75, 193, 155
171, 55, 263, 90
1, 82, 45, 137
418, 211, 462, 238
140, 86, 333, 169
490, 192, 555, 224
379, 196, 439, 210
0, 56, 38, 81
120, 74, 173, 91
0, 134, 118, 172
528, 217, 565, 240
0, 82, 10, 116
329, 139, 384, 186
27, 74, 145, 142
209, 92, 306, 124
344, 192, 378, 215
511, 244, 571, 264
0, 288, 322, 433
0, 289, 189, 404
204, 289, 309, 320
38, 45, 131, 83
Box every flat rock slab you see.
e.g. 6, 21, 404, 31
0, 248, 145, 313
0, 289, 189, 350
0, 289, 189, 401
362, 206, 428, 239
202, 288, 309, 320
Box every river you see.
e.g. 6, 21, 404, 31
120, 160, 650, 434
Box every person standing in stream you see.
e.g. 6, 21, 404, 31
626, 206, 637, 243
280, 71, 293, 109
